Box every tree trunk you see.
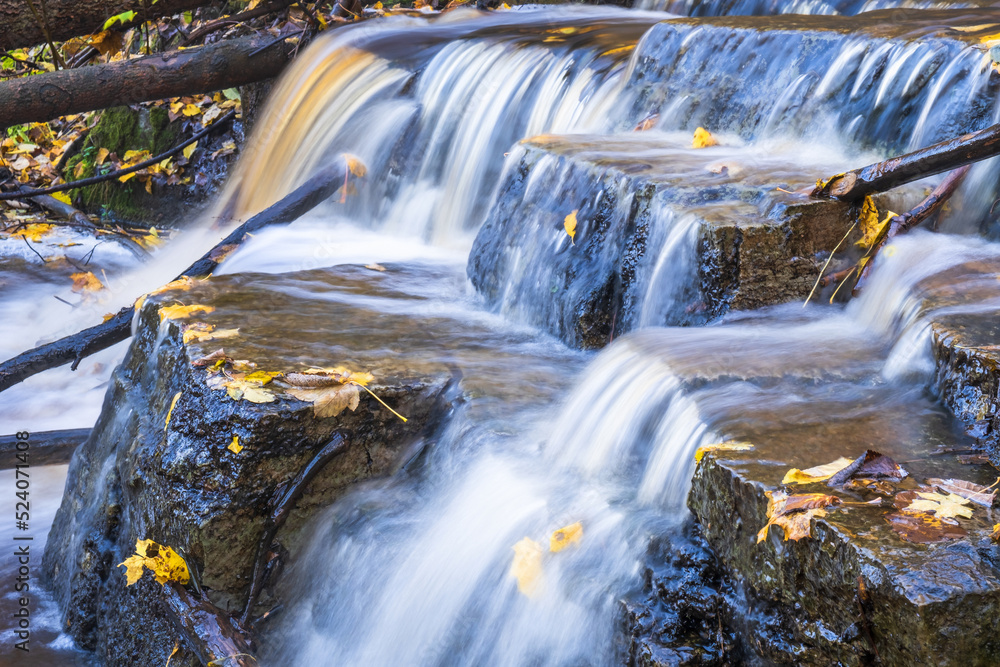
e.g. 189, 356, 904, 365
0, 0, 210, 51
162, 582, 256, 667
0, 33, 297, 130
815, 123, 1000, 201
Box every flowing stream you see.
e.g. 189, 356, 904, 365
2, 3, 1000, 664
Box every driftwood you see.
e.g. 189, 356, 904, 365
162, 582, 257, 667
0, 0, 212, 51
813, 123, 1000, 201
0, 33, 297, 130
0, 157, 350, 393
0, 427, 89, 467
240, 432, 347, 624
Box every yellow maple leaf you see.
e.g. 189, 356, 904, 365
782, 456, 853, 485
692, 127, 718, 148
550, 522, 582, 553
16, 223, 54, 242
856, 196, 894, 248
228, 435, 243, 454
903, 491, 973, 520
117, 539, 190, 586
159, 304, 215, 322
225, 379, 275, 404
182, 104, 201, 117
51, 191, 72, 206
694, 441, 754, 462
71, 271, 104, 293
510, 537, 543, 597
564, 210, 577, 243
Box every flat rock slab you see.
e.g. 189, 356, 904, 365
469, 133, 919, 349
687, 384, 1000, 665
44, 262, 581, 666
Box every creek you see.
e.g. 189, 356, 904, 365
2, 2, 1000, 664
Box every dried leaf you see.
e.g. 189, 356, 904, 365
228, 435, 242, 454
782, 457, 853, 485
164, 392, 181, 429
365, 263, 386, 272
182, 141, 198, 160
898, 490, 973, 520
692, 127, 718, 148
159, 304, 215, 322
992, 524, 1000, 543
827, 450, 907, 487
16, 223, 53, 242
756, 491, 840, 543
209, 244, 239, 262
192, 349, 230, 367
550, 522, 582, 553
564, 210, 577, 243
345, 154, 367, 177
886, 512, 967, 544
182, 323, 239, 344
71, 271, 104, 293
148, 276, 198, 297
633, 114, 659, 131
287, 384, 360, 418
926, 477, 997, 507
694, 441, 754, 462
510, 537, 543, 597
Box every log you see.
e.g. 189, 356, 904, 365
0, 33, 297, 130
0, 0, 210, 51
0, 157, 350, 393
162, 581, 256, 667
815, 123, 1000, 201
0, 427, 90, 467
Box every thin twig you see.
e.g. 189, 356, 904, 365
0, 110, 235, 201
804, 221, 856, 307
21, 234, 47, 262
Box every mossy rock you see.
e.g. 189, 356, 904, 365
64, 106, 179, 222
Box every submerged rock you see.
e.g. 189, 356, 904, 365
42, 266, 455, 666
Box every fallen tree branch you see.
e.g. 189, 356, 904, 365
180, 0, 296, 46
240, 432, 347, 624
162, 581, 257, 667
853, 165, 970, 292
813, 123, 1000, 201
0, 110, 235, 200
0, 157, 350, 393
0, 33, 298, 130
0, 427, 89, 467
0, 0, 212, 51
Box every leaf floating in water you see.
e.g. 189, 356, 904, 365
224, 379, 275, 404
118, 539, 190, 586
287, 383, 360, 418
564, 210, 577, 244
182, 322, 239, 344
633, 113, 659, 132
17, 223, 54, 243
164, 392, 181, 430
692, 127, 718, 149
365, 263, 387, 272
896, 489, 973, 521
510, 537, 543, 597
782, 457, 853, 485
756, 491, 841, 544
886, 512, 967, 544
159, 304, 215, 322
826, 450, 907, 487
70, 271, 104, 293
228, 435, 243, 454
550, 522, 583, 553
925, 477, 998, 507
147, 276, 199, 297
694, 441, 754, 462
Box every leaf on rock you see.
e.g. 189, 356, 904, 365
756, 490, 841, 543
510, 537, 543, 597
287, 384, 360, 418
192, 348, 230, 367
344, 154, 368, 178
856, 196, 894, 249
159, 304, 215, 322
694, 441, 754, 462
692, 127, 718, 149
992, 523, 1000, 543
228, 435, 242, 454
224, 379, 275, 404
782, 456, 853, 485
182, 141, 198, 160
925, 477, 997, 507
182, 323, 239, 345
564, 210, 577, 244
117, 539, 190, 586
827, 450, 907, 487
886, 512, 967, 544
71, 271, 104, 293
550, 522, 582, 553
164, 392, 181, 429
897, 489, 973, 521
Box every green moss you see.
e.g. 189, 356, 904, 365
66, 106, 181, 221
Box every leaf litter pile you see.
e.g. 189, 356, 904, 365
698, 442, 1000, 545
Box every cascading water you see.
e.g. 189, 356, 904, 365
9, 3, 1000, 664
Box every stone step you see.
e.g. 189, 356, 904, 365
469, 133, 922, 349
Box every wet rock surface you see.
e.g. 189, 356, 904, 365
42, 265, 461, 666
468, 134, 917, 349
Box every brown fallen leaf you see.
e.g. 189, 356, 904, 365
827, 450, 907, 487
209, 244, 239, 263
633, 113, 659, 131
925, 477, 997, 507
287, 384, 360, 418
886, 512, 967, 544
365, 263, 387, 272
844, 479, 896, 496
191, 348, 230, 367
71, 271, 104, 293
756, 491, 841, 543
782, 456, 853, 485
